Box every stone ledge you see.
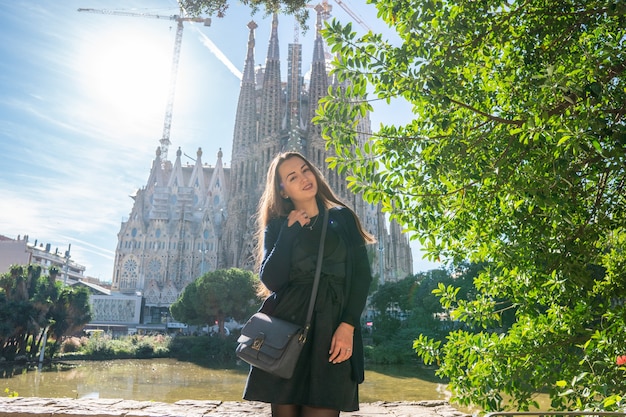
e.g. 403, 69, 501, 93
0, 398, 470, 417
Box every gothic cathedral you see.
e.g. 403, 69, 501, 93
110, 10, 413, 315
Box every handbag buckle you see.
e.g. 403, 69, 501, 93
298, 325, 310, 344
252, 334, 265, 350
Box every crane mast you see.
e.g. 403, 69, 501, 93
77, 8, 210, 161
162, 18, 184, 160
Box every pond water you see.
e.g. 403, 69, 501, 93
2, 358, 450, 404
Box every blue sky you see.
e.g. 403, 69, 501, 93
0, 0, 440, 282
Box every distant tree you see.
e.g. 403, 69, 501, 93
367, 267, 480, 363
170, 283, 203, 326
30, 265, 61, 354
367, 275, 410, 344
47, 286, 92, 357
370, 275, 417, 316
371, 267, 478, 340
317, 0, 626, 411
407, 269, 452, 333
171, 268, 258, 336
0, 265, 43, 359
0, 297, 38, 360
0, 264, 90, 360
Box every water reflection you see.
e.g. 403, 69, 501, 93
2, 359, 449, 403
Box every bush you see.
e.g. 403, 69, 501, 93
82, 333, 115, 358
365, 338, 415, 365
134, 343, 154, 358
61, 333, 172, 360
366, 324, 441, 365
169, 334, 238, 366
60, 337, 84, 353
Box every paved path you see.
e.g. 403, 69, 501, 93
0, 397, 471, 417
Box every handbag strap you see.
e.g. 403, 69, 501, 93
299, 206, 328, 342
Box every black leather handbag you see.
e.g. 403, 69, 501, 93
236, 208, 328, 379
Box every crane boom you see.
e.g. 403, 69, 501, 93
77, 8, 209, 24
332, 0, 372, 32
78, 8, 174, 21
77, 8, 210, 161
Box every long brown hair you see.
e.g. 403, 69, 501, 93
255, 151, 375, 270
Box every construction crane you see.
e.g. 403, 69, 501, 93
306, 0, 371, 32
332, 0, 372, 32
77, 8, 211, 161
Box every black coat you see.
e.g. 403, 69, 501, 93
258, 206, 373, 383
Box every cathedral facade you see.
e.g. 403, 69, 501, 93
109, 10, 412, 324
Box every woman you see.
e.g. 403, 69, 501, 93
243, 151, 375, 417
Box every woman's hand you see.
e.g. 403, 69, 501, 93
329, 322, 354, 364
286, 209, 310, 228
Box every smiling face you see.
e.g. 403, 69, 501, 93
278, 156, 318, 206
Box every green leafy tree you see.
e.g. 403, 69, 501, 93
171, 268, 258, 336
317, 0, 626, 412
0, 265, 44, 359
370, 275, 417, 315
0, 264, 90, 360
170, 282, 203, 326
180, 0, 309, 27
29, 265, 61, 355
47, 286, 92, 357
373, 269, 474, 337
367, 267, 479, 364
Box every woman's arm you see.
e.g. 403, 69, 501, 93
330, 208, 372, 363
339, 209, 373, 327
259, 218, 302, 292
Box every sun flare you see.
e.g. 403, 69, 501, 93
79, 26, 172, 119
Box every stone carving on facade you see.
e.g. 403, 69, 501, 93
91, 298, 137, 323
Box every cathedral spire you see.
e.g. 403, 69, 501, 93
312, 4, 326, 63
307, 4, 330, 138
146, 146, 166, 189
189, 147, 206, 206
267, 13, 280, 61
223, 21, 265, 270
232, 22, 258, 153
259, 13, 283, 139
207, 148, 226, 206
168, 147, 184, 188
285, 30, 303, 151
242, 21, 258, 84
